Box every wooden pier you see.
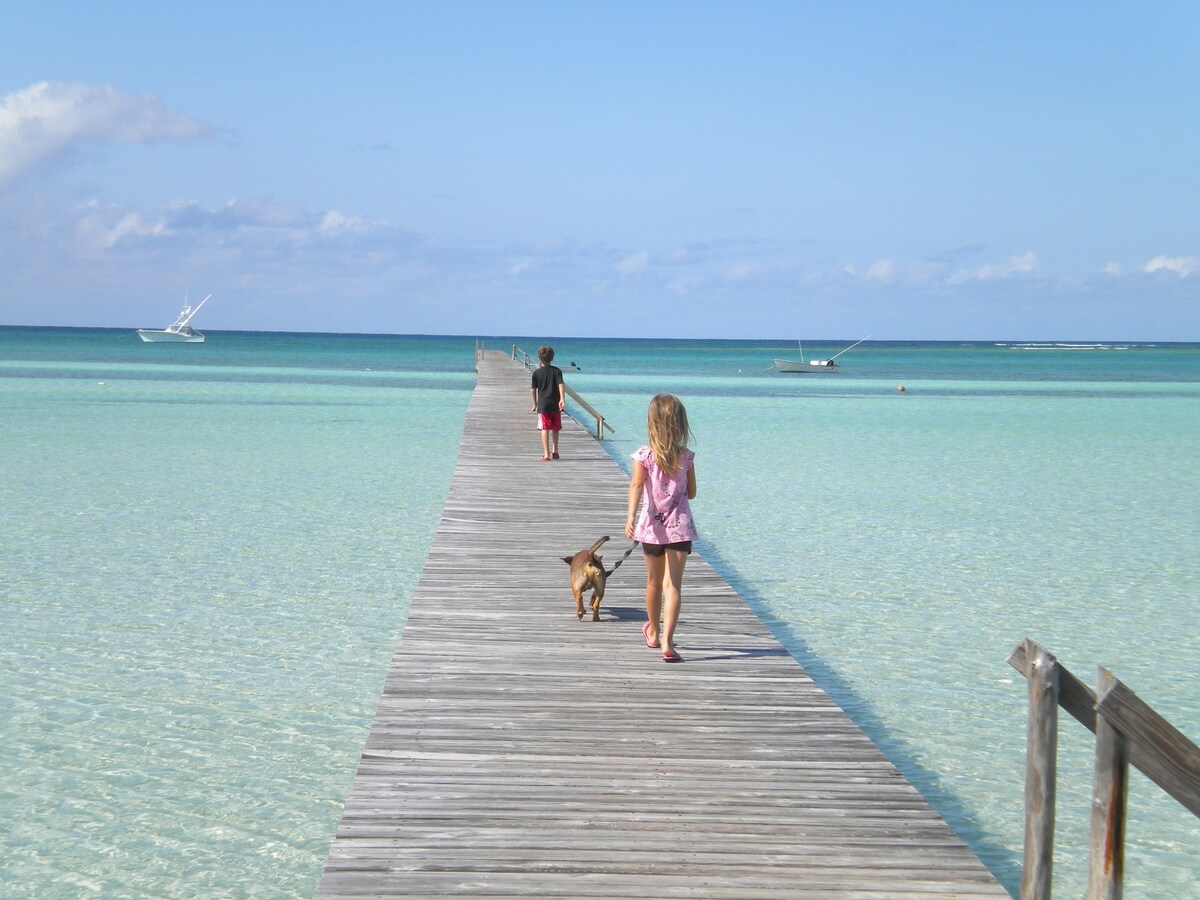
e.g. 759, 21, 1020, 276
316, 351, 1006, 898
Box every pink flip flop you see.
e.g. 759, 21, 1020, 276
642, 622, 659, 649
662, 648, 682, 663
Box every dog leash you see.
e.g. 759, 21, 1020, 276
605, 540, 640, 577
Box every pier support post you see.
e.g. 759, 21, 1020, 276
1087, 667, 1128, 900
1021, 642, 1059, 900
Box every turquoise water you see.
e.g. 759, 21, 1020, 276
2, 328, 1198, 898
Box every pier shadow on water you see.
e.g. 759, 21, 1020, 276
699, 542, 1023, 896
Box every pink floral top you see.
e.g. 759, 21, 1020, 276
631, 445, 697, 544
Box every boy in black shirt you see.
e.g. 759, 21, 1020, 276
530, 344, 565, 460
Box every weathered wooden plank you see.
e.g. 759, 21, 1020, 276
316, 351, 1005, 897
1094, 667, 1200, 819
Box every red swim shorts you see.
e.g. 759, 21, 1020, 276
538, 411, 562, 431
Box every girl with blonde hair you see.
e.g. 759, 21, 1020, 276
625, 393, 698, 662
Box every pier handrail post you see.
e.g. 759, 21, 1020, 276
1009, 639, 1200, 895
1020, 640, 1059, 900
1087, 667, 1128, 900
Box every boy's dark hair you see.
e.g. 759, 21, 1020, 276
537, 345, 555, 364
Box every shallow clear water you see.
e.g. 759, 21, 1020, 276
2, 329, 1197, 897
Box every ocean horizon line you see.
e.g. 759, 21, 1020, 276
2, 323, 1197, 346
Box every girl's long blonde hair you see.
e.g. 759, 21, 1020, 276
647, 393, 692, 474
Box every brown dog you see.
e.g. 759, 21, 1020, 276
562, 536, 609, 621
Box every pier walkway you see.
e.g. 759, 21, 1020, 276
316, 351, 1006, 898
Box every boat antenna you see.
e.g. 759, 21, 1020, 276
828, 335, 870, 362
178, 294, 211, 327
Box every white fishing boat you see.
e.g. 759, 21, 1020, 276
137, 294, 211, 343
775, 336, 869, 373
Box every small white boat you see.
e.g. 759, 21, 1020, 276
137, 294, 211, 343
775, 336, 869, 373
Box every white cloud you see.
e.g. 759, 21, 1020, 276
725, 261, 770, 281
1009, 251, 1038, 273
318, 210, 368, 235
948, 251, 1039, 284
666, 275, 705, 294
70, 201, 169, 253
616, 250, 649, 274
844, 258, 945, 286
61, 195, 405, 263
204, 198, 308, 229
1142, 255, 1198, 278
1103, 261, 1122, 276
865, 259, 896, 283
721, 253, 790, 283
0, 81, 213, 184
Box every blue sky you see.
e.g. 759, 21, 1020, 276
2, 1, 1197, 339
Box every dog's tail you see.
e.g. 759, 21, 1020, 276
604, 540, 640, 577
588, 535, 610, 555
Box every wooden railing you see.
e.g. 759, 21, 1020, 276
501, 342, 614, 441
1008, 638, 1200, 899
510, 344, 534, 369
